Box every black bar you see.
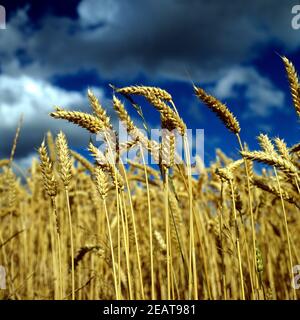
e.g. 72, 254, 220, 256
0, 300, 295, 319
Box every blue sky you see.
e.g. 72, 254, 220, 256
1, 0, 300, 167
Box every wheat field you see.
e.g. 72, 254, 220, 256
0, 56, 300, 300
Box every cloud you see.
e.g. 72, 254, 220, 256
0, 74, 87, 128
211, 66, 285, 117
0, 73, 107, 159
0, 1, 298, 166
1, 1, 299, 82
77, 0, 119, 26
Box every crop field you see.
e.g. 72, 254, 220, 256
0, 56, 300, 300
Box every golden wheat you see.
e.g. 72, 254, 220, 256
1, 58, 300, 301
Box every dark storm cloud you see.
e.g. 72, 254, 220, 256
0, 0, 298, 165
2, 0, 300, 81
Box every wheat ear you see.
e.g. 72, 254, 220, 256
116, 85, 172, 101
252, 176, 300, 209
194, 86, 240, 134
38, 141, 57, 198
146, 93, 186, 135
89, 142, 124, 190
282, 56, 300, 117
240, 150, 298, 177
50, 107, 104, 134
257, 134, 275, 155
274, 138, 291, 160
113, 96, 160, 162
56, 131, 72, 186
87, 89, 112, 129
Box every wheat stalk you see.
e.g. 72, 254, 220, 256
38, 141, 62, 299
94, 166, 119, 299
56, 131, 75, 300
